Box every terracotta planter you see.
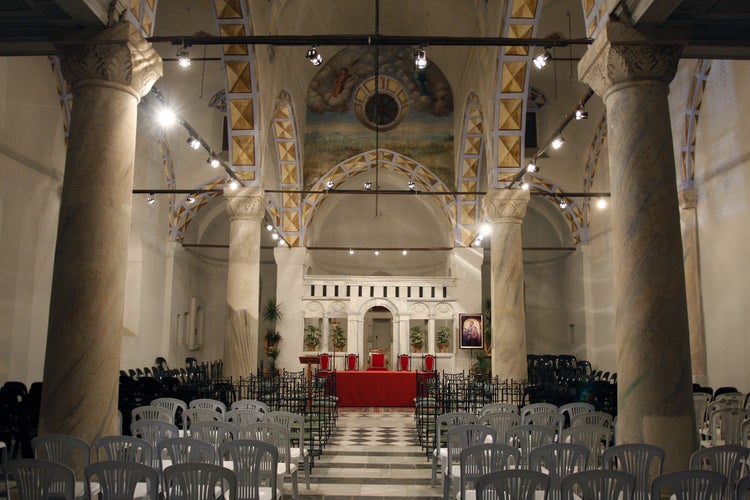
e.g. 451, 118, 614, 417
412, 344, 423, 353
437, 343, 448, 353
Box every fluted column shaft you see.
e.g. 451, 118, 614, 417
579, 22, 697, 471
224, 186, 265, 381
679, 188, 707, 386
482, 188, 530, 380
39, 22, 162, 441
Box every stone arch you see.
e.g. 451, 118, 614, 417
357, 298, 400, 322
271, 92, 303, 246
581, 115, 608, 244
301, 149, 457, 245
456, 93, 486, 246
680, 60, 712, 188
491, 0, 544, 187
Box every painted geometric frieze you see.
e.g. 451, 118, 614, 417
456, 94, 485, 246
491, 0, 543, 187
271, 95, 303, 247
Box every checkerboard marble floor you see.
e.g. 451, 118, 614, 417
298, 408, 441, 500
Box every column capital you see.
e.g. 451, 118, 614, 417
224, 186, 266, 221
678, 188, 698, 210
578, 22, 681, 97
58, 21, 162, 100
482, 188, 530, 224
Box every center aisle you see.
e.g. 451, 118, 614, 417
301, 408, 439, 499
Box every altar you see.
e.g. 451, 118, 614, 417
335, 370, 417, 407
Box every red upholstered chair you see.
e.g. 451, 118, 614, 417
345, 353, 359, 371
397, 354, 411, 371
423, 353, 436, 372
319, 353, 331, 371
369, 352, 386, 370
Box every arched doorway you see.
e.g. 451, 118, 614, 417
364, 306, 393, 367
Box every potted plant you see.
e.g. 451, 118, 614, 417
436, 326, 451, 353
304, 325, 322, 351
410, 325, 425, 353
331, 324, 346, 350
264, 329, 282, 354
472, 350, 491, 377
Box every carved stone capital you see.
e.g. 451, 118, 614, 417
224, 186, 266, 221
58, 21, 162, 100
482, 188, 530, 224
578, 22, 681, 97
678, 188, 698, 210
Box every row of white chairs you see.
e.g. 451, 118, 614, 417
134, 397, 269, 425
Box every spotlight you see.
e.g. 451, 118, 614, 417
474, 238, 482, 247
187, 136, 201, 150
266, 223, 273, 231
551, 136, 565, 150
559, 198, 568, 209
402, 249, 408, 256
364, 180, 372, 190
146, 194, 156, 205
575, 106, 589, 120
187, 195, 196, 205
596, 198, 608, 209
480, 223, 491, 236
526, 162, 539, 173
533, 49, 551, 69
326, 180, 334, 189
408, 180, 416, 190
228, 179, 239, 190
271, 231, 279, 240
521, 180, 530, 191
349, 248, 354, 255
278, 239, 285, 247
374, 250, 380, 256
176, 46, 191, 68
156, 107, 177, 127
306, 46, 322, 66
207, 156, 220, 168
414, 48, 427, 70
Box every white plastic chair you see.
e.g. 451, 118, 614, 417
150, 397, 187, 424
603, 443, 664, 500
130, 420, 179, 468
162, 462, 236, 500
240, 422, 299, 500
431, 412, 478, 488
225, 410, 264, 426
181, 408, 223, 435
85, 460, 160, 500
231, 400, 269, 414
459, 443, 521, 500
475, 469, 551, 500
131, 405, 173, 424
478, 402, 519, 417
6, 458, 76, 500
651, 469, 726, 500
690, 444, 750, 500
505, 424, 556, 467
529, 443, 588, 500
93, 435, 153, 465
521, 403, 558, 420
522, 411, 565, 440
442, 424, 497, 500
559, 402, 594, 427
219, 439, 280, 500
561, 469, 636, 500
32, 434, 98, 500
570, 411, 613, 430
263, 411, 310, 489
705, 408, 750, 446
189, 399, 226, 417
479, 412, 521, 447
561, 424, 611, 469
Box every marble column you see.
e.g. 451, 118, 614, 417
679, 188, 708, 386
482, 188, 530, 380
39, 22, 161, 441
224, 186, 265, 381
579, 22, 697, 471
427, 316, 436, 354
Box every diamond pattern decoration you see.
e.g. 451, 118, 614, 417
220, 24, 249, 55
506, 24, 532, 56
282, 192, 299, 209
462, 157, 479, 177
214, 0, 243, 19
274, 120, 293, 140
511, 0, 539, 18
497, 136, 521, 168
499, 98, 523, 130
501, 61, 527, 93
230, 98, 254, 130
232, 135, 255, 166
226, 61, 252, 93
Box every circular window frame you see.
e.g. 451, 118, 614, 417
353, 76, 409, 132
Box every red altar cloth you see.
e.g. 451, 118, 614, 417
336, 370, 416, 407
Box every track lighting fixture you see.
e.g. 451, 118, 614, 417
551, 136, 565, 150
146, 194, 156, 205
349, 248, 354, 255
207, 156, 220, 168
559, 198, 568, 209
408, 180, 416, 190
326, 180, 334, 189
364, 180, 372, 190
526, 162, 539, 173
271, 231, 279, 240
187, 195, 196, 205
228, 179, 239, 190
176, 46, 191, 68
480, 223, 491, 236
278, 239, 285, 247
156, 107, 177, 127
187, 136, 201, 150
266, 223, 273, 231
374, 250, 380, 256
402, 249, 408, 256
474, 238, 482, 247
575, 106, 589, 120
596, 198, 608, 209
533, 48, 551, 69
306, 46, 322, 66
414, 48, 427, 70
521, 180, 530, 191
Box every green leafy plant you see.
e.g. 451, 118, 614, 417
436, 326, 451, 351
331, 325, 346, 350
410, 326, 425, 349
262, 297, 283, 323
265, 329, 282, 345
472, 350, 491, 375
304, 325, 322, 350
